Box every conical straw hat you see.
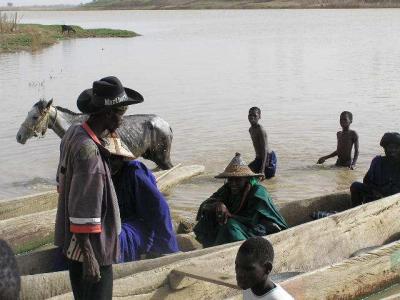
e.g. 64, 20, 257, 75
102, 133, 136, 160
215, 153, 264, 178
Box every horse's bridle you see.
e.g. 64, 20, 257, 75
21, 106, 58, 138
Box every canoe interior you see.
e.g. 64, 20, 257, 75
19, 193, 400, 300
16, 191, 351, 276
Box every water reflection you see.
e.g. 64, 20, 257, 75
0, 9, 399, 205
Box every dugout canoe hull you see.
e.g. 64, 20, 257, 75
227, 240, 400, 300
0, 165, 205, 254
279, 241, 400, 300
21, 192, 400, 300
15, 191, 351, 275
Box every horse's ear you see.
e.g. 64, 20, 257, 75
47, 98, 53, 108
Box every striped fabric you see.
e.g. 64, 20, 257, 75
66, 234, 84, 262
69, 217, 102, 233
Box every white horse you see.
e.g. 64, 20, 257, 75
16, 99, 174, 169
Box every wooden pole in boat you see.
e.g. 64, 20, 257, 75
155, 163, 182, 183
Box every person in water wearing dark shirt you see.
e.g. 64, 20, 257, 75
317, 111, 359, 169
350, 132, 400, 207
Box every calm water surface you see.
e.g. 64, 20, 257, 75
1, 9, 400, 216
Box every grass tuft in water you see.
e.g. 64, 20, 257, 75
0, 23, 139, 53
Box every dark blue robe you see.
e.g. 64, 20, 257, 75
114, 160, 179, 262
350, 155, 400, 207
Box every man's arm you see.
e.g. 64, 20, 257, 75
68, 140, 104, 282
317, 151, 337, 164
259, 129, 268, 175
75, 234, 101, 283
350, 131, 359, 169
252, 127, 268, 175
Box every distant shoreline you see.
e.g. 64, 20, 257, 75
0, 24, 138, 54
2, 0, 400, 11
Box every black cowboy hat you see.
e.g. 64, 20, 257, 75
77, 76, 144, 114
380, 132, 400, 148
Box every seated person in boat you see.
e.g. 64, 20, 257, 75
0, 239, 20, 300
106, 134, 179, 261
236, 237, 294, 300
55, 135, 179, 269
193, 153, 288, 248
317, 111, 359, 169
248, 107, 277, 179
350, 132, 400, 207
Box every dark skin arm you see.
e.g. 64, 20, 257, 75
250, 126, 267, 180
317, 150, 337, 164
215, 202, 232, 225
75, 233, 101, 283
259, 131, 268, 179
318, 132, 339, 164
350, 132, 359, 169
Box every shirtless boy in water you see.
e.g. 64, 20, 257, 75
317, 111, 359, 169
248, 107, 277, 179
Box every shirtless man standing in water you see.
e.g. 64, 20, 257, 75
317, 111, 359, 169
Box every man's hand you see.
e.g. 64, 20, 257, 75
215, 202, 231, 224
82, 252, 101, 283
258, 170, 265, 181
76, 233, 101, 283
317, 157, 326, 164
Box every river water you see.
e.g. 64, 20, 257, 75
1, 9, 400, 215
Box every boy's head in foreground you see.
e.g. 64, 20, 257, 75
235, 237, 274, 290
248, 107, 261, 126
340, 111, 353, 130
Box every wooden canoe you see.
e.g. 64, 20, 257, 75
226, 240, 400, 300
20, 192, 400, 300
15, 191, 350, 275
18, 194, 400, 299
0, 164, 205, 254
0, 164, 204, 221
279, 240, 400, 300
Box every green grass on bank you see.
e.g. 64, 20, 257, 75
0, 24, 139, 53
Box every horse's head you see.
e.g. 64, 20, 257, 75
16, 98, 53, 144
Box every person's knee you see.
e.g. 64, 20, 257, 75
225, 219, 242, 235
350, 181, 363, 193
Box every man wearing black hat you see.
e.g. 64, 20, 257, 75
350, 132, 400, 207
54, 76, 143, 299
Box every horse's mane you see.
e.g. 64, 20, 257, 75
55, 106, 83, 116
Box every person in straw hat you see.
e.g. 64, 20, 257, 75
193, 153, 288, 248
55, 76, 143, 300
104, 133, 179, 262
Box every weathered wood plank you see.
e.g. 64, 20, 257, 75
281, 241, 400, 300
0, 164, 205, 221
169, 265, 238, 290
0, 191, 58, 221
0, 165, 204, 254
31, 193, 400, 300
16, 191, 350, 275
